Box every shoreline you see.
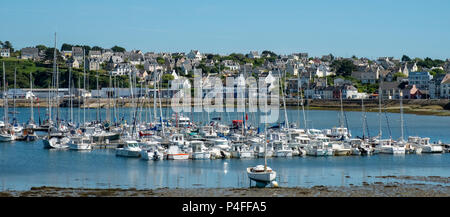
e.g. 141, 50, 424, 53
1, 182, 449, 197
2, 98, 450, 117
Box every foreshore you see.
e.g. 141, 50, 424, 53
1, 182, 449, 197
2, 98, 450, 116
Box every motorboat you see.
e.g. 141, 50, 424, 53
166, 145, 189, 160
273, 141, 293, 157
116, 140, 142, 157
191, 141, 211, 160
69, 136, 92, 150
231, 143, 254, 158
141, 141, 164, 161
330, 142, 352, 156
43, 136, 70, 149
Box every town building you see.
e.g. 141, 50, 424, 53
20, 47, 39, 60
408, 71, 433, 90
0, 48, 10, 57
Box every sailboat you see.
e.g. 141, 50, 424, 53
247, 78, 277, 187
0, 62, 16, 142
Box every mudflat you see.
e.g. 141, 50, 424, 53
1, 182, 449, 197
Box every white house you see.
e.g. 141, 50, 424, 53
187, 50, 202, 61
0, 48, 10, 57
408, 71, 433, 90
440, 73, 450, 99
248, 51, 260, 59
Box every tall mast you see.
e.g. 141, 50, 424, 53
153, 69, 157, 123
340, 90, 344, 128
378, 78, 383, 138
280, 70, 289, 128
361, 97, 366, 139
56, 65, 60, 127
108, 74, 112, 123
78, 74, 81, 125
400, 90, 404, 142
96, 70, 100, 122
13, 67, 16, 120
68, 66, 73, 123
30, 70, 34, 123
298, 73, 307, 130
83, 48, 86, 125
158, 72, 164, 135
2, 62, 8, 125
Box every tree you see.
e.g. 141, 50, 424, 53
262, 50, 277, 57
111, 45, 125, 52
156, 57, 165, 65
416, 57, 444, 69
430, 68, 446, 76
401, 55, 411, 62
3, 41, 13, 52
91, 46, 103, 51
393, 72, 407, 81
44, 48, 63, 62
36, 45, 47, 52
331, 59, 356, 77
61, 43, 73, 51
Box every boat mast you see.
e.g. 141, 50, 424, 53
2, 62, 8, 125
96, 70, 100, 123
158, 72, 164, 135
83, 48, 86, 125
153, 67, 157, 123
78, 74, 81, 125
361, 97, 366, 139
108, 74, 112, 123
68, 66, 73, 123
340, 90, 344, 128
30, 70, 34, 123
13, 67, 16, 120
280, 70, 289, 128
378, 78, 383, 138
399, 90, 404, 142
56, 65, 60, 128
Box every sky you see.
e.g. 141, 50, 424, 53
2, 0, 450, 59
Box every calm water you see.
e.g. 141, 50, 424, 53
0, 107, 449, 190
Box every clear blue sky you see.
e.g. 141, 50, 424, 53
3, 0, 450, 59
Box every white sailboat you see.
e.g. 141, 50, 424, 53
247, 86, 277, 187
0, 62, 15, 142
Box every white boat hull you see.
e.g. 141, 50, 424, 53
116, 149, 141, 157
0, 134, 15, 142
192, 152, 211, 160
247, 167, 276, 183
275, 150, 293, 157
167, 153, 189, 160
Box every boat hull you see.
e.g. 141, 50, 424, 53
167, 153, 189, 160
247, 167, 277, 183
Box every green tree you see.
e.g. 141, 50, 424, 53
331, 59, 356, 77
36, 45, 47, 52
156, 57, 165, 65
44, 48, 63, 62
393, 72, 407, 80
430, 68, 446, 76
3, 41, 13, 52
61, 43, 73, 51
401, 55, 411, 62
91, 46, 103, 51
111, 45, 125, 52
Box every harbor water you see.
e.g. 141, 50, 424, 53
0, 107, 449, 191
